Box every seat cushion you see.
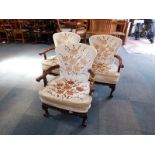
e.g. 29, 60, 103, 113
39, 77, 92, 113
41, 55, 60, 74
93, 63, 120, 84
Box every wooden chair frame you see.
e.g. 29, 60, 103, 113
0, 21, 10, 43
36, 65, 95, 127
38, 47, 55, 60
95, 54, 124, 97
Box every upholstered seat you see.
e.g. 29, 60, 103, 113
39, 76, 91, 113
89, 34, 124, 97
92, 63, 120, 84
36, 43, 97, 126
40, 32, 81, 74
41, 56, 59, 74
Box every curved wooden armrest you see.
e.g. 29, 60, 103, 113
36, 65, 60, 83
88, 69, 95, 78
38, 47, 55, 60
88, 69, 95, 96
114, 54, 124, 72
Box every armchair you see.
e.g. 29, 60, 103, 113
89, 34, 124, 97
39, 32, 81, 75
36, 43, 97, 127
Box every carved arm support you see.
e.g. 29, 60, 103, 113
114, 54, 124, 72
36, 65, 60, 86
88, 69, 95, 96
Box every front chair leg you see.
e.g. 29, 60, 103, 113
109, 84, 116, 98
42, 70, 48, 86
81, 113, 88, 127
42, 104, 49, 117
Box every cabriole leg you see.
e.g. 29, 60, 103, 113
109, 84, 116, 98
42, 104, 49, 117
81, 113, 88, 127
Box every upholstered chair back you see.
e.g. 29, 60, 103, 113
53, 32, 81, 47
55, 43, 97, 82
89, 35, 122, 66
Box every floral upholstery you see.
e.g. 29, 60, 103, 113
53, 32, 81, 47
39, 77, 91, 112
89, 35, 122, 84
41, 56, 59, 74
41, 32, 81, 73
92, 63, 120, 84
56, 43, 97, 82
89, 34, 122, 66
39, 43, 97, 113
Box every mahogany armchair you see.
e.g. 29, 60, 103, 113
89, 34, 124, 97
39, 32, 81, 75
36, 43, 97, 127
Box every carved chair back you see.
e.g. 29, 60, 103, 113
55, 43, 97, 82
89, 35, 122, 67
53, 32, 81, 47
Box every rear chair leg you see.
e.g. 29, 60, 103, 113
109, 84, 116, 98
42, 104, 49, 117
81, 113, 88, 127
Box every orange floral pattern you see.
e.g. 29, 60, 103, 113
46, 78, 90, 100
53, 32, 81, 47
92, 63, 110, 74
43, 43, 97, 102
76, 86, 84, 92
56, 43, 97, 82
42, 32, 81, 73
67, 80, 75, 85
89, 35, 122, 66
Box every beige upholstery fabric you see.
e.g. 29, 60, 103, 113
41, 32, 81, 74
89, 35, 122, 66
89, 35, 122, 84
53, 32, 81, 47
56, 43, 97, 82
93, 63, 120, 84
41, 56, 59, 74
39, 43, 97, 113
39, 77, 92, 113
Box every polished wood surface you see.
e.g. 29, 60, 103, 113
87, 19, 112, 34
0, 19, 57, 44
86, 19, 129, 44
0, 19, 129, 44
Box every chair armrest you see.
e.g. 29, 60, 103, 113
114, 54, 124, 72
88, 69, 95, 96
36, 65, 60, 86
38, 47, 55, 60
